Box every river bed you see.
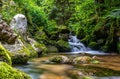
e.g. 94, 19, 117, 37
14, 54, 120, 79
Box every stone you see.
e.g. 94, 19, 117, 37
0, 20, 17, 44
49, 55, 69, 64
10, 14, 27, 41
3, 39, 30, 64
73, 56, 93, 64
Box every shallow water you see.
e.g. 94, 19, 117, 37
15, 54, 120, 79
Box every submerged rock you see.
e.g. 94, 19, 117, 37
0, 62, 31, 79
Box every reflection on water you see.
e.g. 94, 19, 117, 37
15, 54, 120, 79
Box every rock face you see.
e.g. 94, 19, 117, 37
10, 14, 27, 41
0, 19, 17, 44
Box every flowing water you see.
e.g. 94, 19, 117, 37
14, 54, 120, 79
15, 35, 120, 79
68, 35, 109, 55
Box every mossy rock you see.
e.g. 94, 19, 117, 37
0, 43, 11, 65
26, 44, 38, 58
46, 45, 58, 53
11, 53, 29, 64
0, 62, 31, 79
49, 55, 69, 63
56, 40, 70, 52
73, 56, 94, 64
34, 43, 47, 55
3, 44, 30, 65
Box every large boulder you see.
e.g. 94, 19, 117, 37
3, 40, 30, 64
0, 19, 17, 44
10, 14, 27, 41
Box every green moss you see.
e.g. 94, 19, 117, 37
117, 42, 120, 53
11, 46, 30, 64
0, 62, 31, 79
56, 40, 70, 52
76, 27, 86, 39
26, 44, 38, 58
0, 43, 11, 65
34, 43, 47, 54
46, 45, 58, 53
18, 46, 30, 57
88, 42, 98, 50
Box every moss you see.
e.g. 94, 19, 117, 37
10, 46, 30, 64
26, 44, 38, 58
88, 42, 98, 50
73, 56, 93, 64
11, 53, 29, 65
117, 42, 120, 53
34, 43, 47, 54
56, 40, 70, 52
0, 43, 11, 65
76, 27, 86, 39
0, 62, 31, 79
49, 55, 69, 63
46, 45, 58, 53
18, 46, 30, 56
83, 76, 93, 79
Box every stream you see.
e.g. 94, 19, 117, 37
14, 54, 120, 79
15, 35, 120, 79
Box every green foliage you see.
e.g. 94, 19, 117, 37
0, 62, 31, 79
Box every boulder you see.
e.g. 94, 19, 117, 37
10, 14, 27, 41
73, 56, 93, 64
49, 55, 69, 64
3, 40, 30, 64
0, 19, 17, 44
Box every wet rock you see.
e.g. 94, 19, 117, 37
73, 56, 93, 64
49, 55, 69, 64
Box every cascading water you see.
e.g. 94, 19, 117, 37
68, 35, 88, 52
68, 35, 109, 55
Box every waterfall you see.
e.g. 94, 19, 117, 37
68, 35, 109, 55
68, 35, 88, 52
